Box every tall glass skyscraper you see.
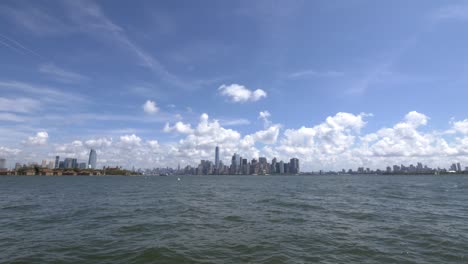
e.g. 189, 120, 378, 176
88, 149, 97, 169
215, 146, 219, 169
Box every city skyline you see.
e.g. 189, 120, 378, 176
1, 1, 468, 170
1, 145, 466, 176
190, 146, 300, 175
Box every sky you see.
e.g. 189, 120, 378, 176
1, 0, 468, 171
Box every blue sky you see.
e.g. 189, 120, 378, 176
1, 0, 468, 170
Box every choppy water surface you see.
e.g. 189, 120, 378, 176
1, 175, 468, 263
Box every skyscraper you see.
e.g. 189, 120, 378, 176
55, 156, 60, 169
64, 158, 73, 169
271, 157, 277, 174
290, 158, 300, 174
215, 146, 219, 169
88, 149, 97, 169
0, 158, 6, 170
231, 153, 241, 174
79, 162, 87, 169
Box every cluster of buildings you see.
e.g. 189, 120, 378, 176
382, 162, 466, 174
449, 162, 465, 173
53, 149, 97, 170
0, 149, 98, 175
2, 146, 467, 176
178, 146, 300, 175
324, 162, 467, 175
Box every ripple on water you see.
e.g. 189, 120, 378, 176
223, 215, 243, 222
129, 247, 207, 264
1, 175, 468, 264
2, 204, 40, 211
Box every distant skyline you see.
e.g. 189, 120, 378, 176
1, 0, 468, 170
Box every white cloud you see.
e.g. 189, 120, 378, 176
4, 109, 468, 171
358, 112, 457, 159
0, 113, 28, 122
254, 111, 280, 144
172, 113, 259, 163
253, 125, 280, 144
0, 5, 71, 36
0, 97, 41, 113
452, 119, 468, 134
38, 63, 88, 83
85, 138, 112, 148
0, 146, 21, 156
119, 134, 142, 146
259, 111, 271, 119
404, 111, 428, 127
143, 100, 159, 114
288, 69, 343, 79
71, 140, 83, 147
218, 84, 267, 103
219, 118, 251, 126
26, 131, 48, 146
279, 112, 367, 158
147, 140, 159, 149
2, 1, 190, 88
258, 111, 272, 128
55, 141, 89, 159
0, 81, 86, 104
64, 1, 190, 89
163, 121, 194, 134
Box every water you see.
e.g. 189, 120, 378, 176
1, 175, 467, 263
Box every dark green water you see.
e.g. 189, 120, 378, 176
1, 175, 467, 263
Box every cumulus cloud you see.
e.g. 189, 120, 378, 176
7, 111, 468, 171
259, 111, 271, 119
85, 138, 112, 148
143, 100, 159, 114
452, 119, 468, 134
173, 113, 259, 163
50, 113, 256, 169
147, 140, 159, 149
258, 111, 272, 128
25, 131, 48, 146
254, 111, 281, 144
55, 140, 89, 159
279, 112, 367, 158
362, 111, 455, 158
0, 146, 21, 156
253, 125, 280, 144
404, 111, 428, 127
163, 121, 194, 134
119, 134, 142, 146
218, 84, 267, 103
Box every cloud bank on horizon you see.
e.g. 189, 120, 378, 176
1, 0, 468, 170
